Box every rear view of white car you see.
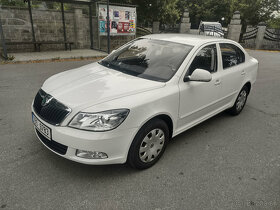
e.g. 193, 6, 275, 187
32, 34, 258, 169
199, 21, 224, 37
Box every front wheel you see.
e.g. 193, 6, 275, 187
227, 86, 249, 115
127, 119, 169, 169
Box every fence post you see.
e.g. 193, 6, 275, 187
73, 6, 83, 49
227, 11, 242, 41
152, 21, 160, 34
255, 22, 266, 50
179, 9, 191, 33
0, 17, 7, 60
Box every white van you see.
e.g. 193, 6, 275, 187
199, 21, 224, 37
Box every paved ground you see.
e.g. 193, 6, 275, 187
7, 49, 107, 62
0, 50, 280, 210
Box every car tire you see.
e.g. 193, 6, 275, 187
227, 86, 249, 116
127, 118, 169, 169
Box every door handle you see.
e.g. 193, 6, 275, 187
241, 70, 246, 75
214, 79, 221, 86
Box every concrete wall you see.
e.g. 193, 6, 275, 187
99, 35, 135, 52
0, 6, 134, 53
262, 28, 280, 50
227, 11, 242, 42
242, 26, 257, 49
179, 9, 191, 33
0, 6, 77, 52
242, 24, 280, 50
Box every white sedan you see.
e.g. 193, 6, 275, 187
32, 34, 258, 169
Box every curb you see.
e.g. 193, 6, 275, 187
245, 49, 280, 53
0, 56, 106, 65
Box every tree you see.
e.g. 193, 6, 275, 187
128, 0, 181, 26
0, 0, 71, 10
177, 0, 280, 29
230, 0, 280, 26
268, 15, 280, 28
0, 0, 26, 7
177, 0, 232, 28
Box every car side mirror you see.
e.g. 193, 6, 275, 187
184, 69, 212, 82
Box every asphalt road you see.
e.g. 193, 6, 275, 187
0, 50, 280, 210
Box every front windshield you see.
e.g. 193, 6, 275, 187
99, 38, 193, 82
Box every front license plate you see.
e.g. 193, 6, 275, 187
32, 113, 52, 140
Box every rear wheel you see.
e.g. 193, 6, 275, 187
227, 86, 249, 115
127, 118, 169, 169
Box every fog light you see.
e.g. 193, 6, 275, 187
76, 150, 108, 159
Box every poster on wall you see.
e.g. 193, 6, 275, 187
98, 4, 137, 36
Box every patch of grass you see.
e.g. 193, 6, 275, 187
7, 55, 15, 61
0, 53, 14, 61
51, 57, 61, 61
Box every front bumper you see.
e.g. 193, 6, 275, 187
32, 111, 138, 165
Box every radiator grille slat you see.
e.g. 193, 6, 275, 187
33, 89, 71, 125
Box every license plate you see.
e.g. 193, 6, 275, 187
32, 113, 52, 140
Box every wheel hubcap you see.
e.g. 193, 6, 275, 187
236, 90, 247, 111
139, 128, 165, 163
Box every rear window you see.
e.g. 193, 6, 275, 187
220, 43, 245, 69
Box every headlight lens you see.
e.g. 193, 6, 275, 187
68, 109, 129, 131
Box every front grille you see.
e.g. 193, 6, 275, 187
33, 89, 71, 125
36, 129, 68, 155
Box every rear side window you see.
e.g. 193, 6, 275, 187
220, 43, 245, 69
188, 44, 217, 75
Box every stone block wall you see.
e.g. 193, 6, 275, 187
0, 6, 77, 52
179, 9, 191, 33
99, 35, 135, 52
242, 26, 256, 49
227, 11, 242, 42
0, 6, 135, 53
242, 24, 280, 50
262, 28, 280, 50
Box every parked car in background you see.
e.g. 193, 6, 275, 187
199, 21, 224, 37
32, 34, 258, 169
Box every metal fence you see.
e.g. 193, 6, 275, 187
264, 29, 280, 42
240, 27, 258, 42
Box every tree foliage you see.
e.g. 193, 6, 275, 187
230, 0, 280, 26
130, 0, 279, 28
268, 15, 280, 28
178, 0, 232, 28
128, 0, 180, 25
0, 0, 71, 10
0, 0, 27, 7
1, 0, 279, 28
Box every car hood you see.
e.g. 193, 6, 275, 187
42, 62, 165, 109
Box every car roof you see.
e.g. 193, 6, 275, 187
200, 21, 221, 25
142, 33, 226, 47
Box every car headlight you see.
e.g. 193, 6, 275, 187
68, 109, 129, 131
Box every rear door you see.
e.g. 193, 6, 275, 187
217, 43, 246, 106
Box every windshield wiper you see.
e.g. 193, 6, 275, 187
99, 60, 111, 67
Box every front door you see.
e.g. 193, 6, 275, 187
177, 43, 222, 133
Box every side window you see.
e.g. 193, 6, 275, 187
188, 44, 217, 75
220, 43, 245, 69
